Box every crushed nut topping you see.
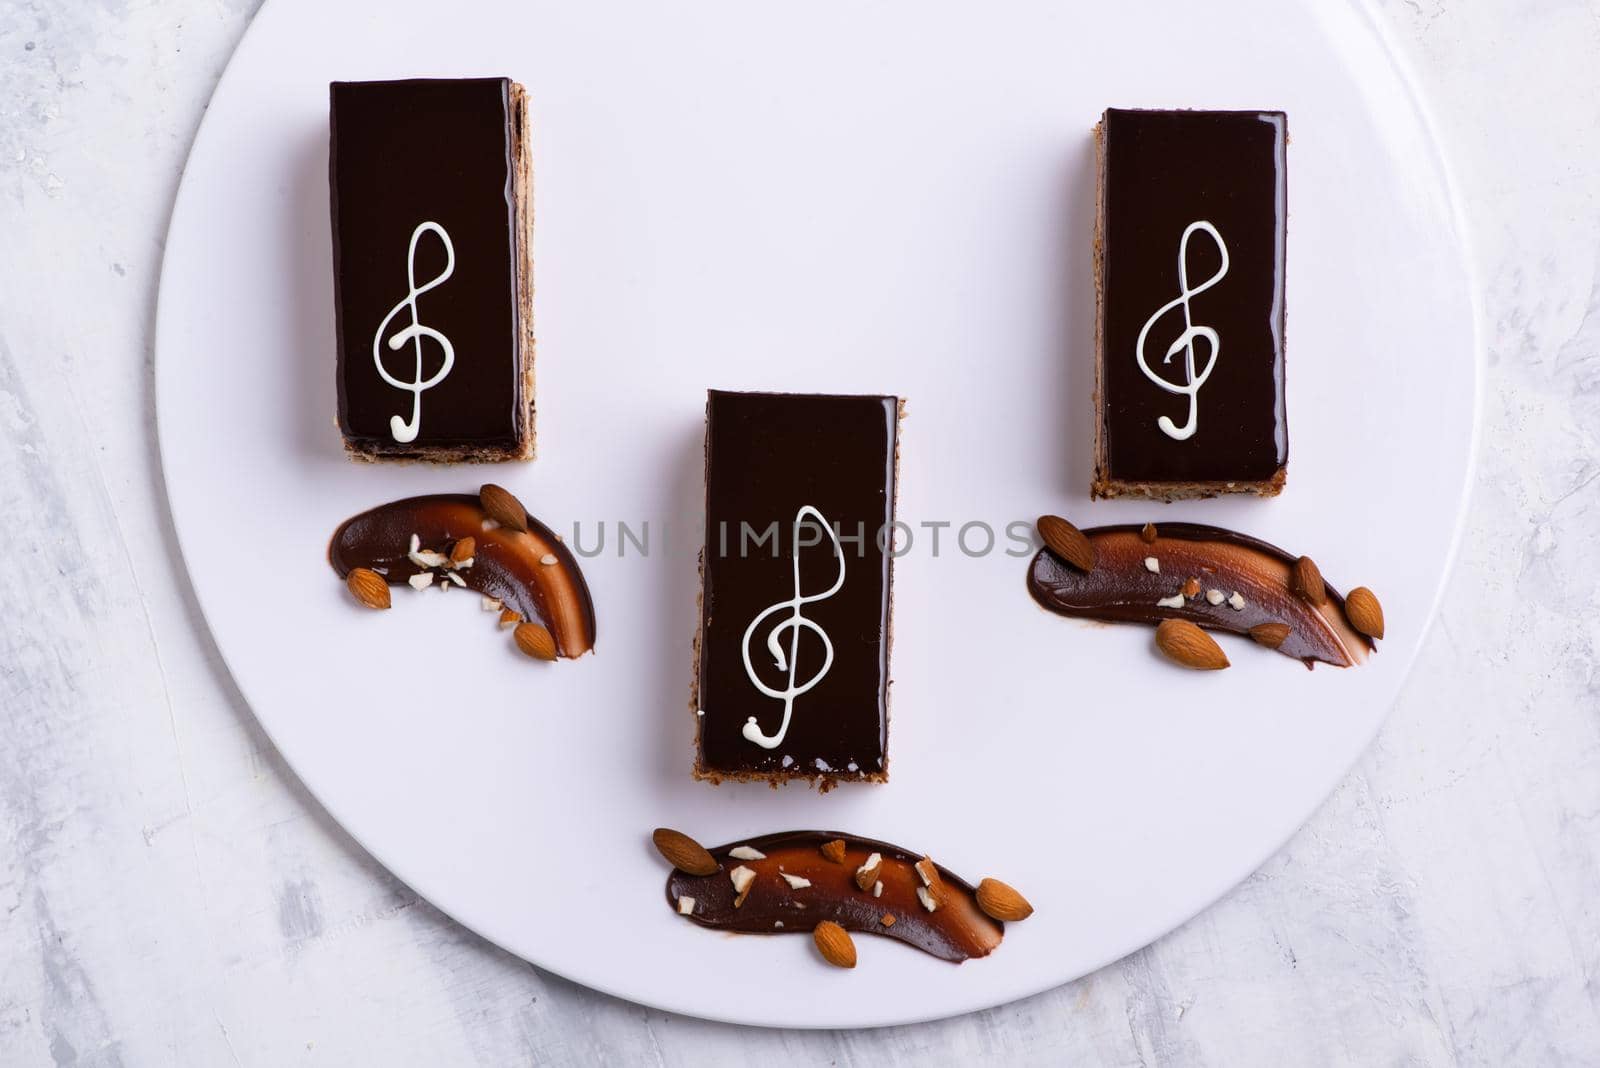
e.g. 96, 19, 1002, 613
677, 896, 696, 915
780, 872, 812, 890
917, 887, 939, 912
540, 553, 559, 566
1156, 593, 1186, 609
481, 596, 503, 612
410, 548, 449, 569
1228, 592, 1246, 611
729, 845, 766, 861
1144, 556, 1160, 573
1206, 589, 1226, 605
729, 864, 756, 907
408, 572, 435, 591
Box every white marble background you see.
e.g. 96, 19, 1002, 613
1, 0, 1597, 1063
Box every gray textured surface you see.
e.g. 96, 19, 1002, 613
3, 0, 1598, 1062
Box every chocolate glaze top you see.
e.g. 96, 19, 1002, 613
1028, 522, 1372, 668
329, 493, 595, 657
331, 79, 524, 451
1101, 109, 1287, 484
696, 391, 897, 781
664, 831, 1003, 963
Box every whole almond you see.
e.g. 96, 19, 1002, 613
450, 537, 476, 564
479, 483, 529, 534
651, 828, 719, 876
813, 921, 857, 969
976, 878, 1034, 922
1249, 622, 1292, 650
1140, 522, 1159, 544
1037, 514, 1096, 572
820, 839, 848, 865
514, 622, 558, 661
346, 568, 391, 610
1291, 556, 1327, 606
1155, 619, 1230, 670
1344, 587, 1385, 640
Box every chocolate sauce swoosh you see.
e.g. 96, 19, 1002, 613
663, 831, 1003, 963
329, 494, 596, 657
1027, 522, 1373, 668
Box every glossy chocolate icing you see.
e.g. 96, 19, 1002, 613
664, 831, 1003, 963
330, 79, 528, 457
1097, 109, 1287, 491
1027, 522, 1372, 668
695, 391, 897, 785
328, 494, 595, 657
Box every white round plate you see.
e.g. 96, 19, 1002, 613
157, 0, 1479, 1028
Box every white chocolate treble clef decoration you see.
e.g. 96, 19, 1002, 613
1135, 220, 1230, 441
739, 505, 846, 750
372, 221, 456, 444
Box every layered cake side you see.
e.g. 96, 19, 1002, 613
1092, 109, 1288, 500
330, 78, 535, 462
692, 391, 899, 789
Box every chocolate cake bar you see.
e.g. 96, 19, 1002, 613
693, 391, 899, 788
330, 78, 534, 462
1092, 109, 1287, 499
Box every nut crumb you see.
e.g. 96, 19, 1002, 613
1228, 592, 1246, 610
677, 896, 696, 915
481, 596, 502, 612
410, 548, 449, 569
1182, 577, 1202, 598
855, 853, 883, 891
408, 572, 434, 591
1144, 556, 1160, 573
730, 865, 756, 907
1206, 589, 1226, 605
780, 872, 812, 890
540, 553, 558, 566
1156, 593, 1185, 609
916, 887, 939, 912
729, 845, 766, 861
881, 914, 896, 927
